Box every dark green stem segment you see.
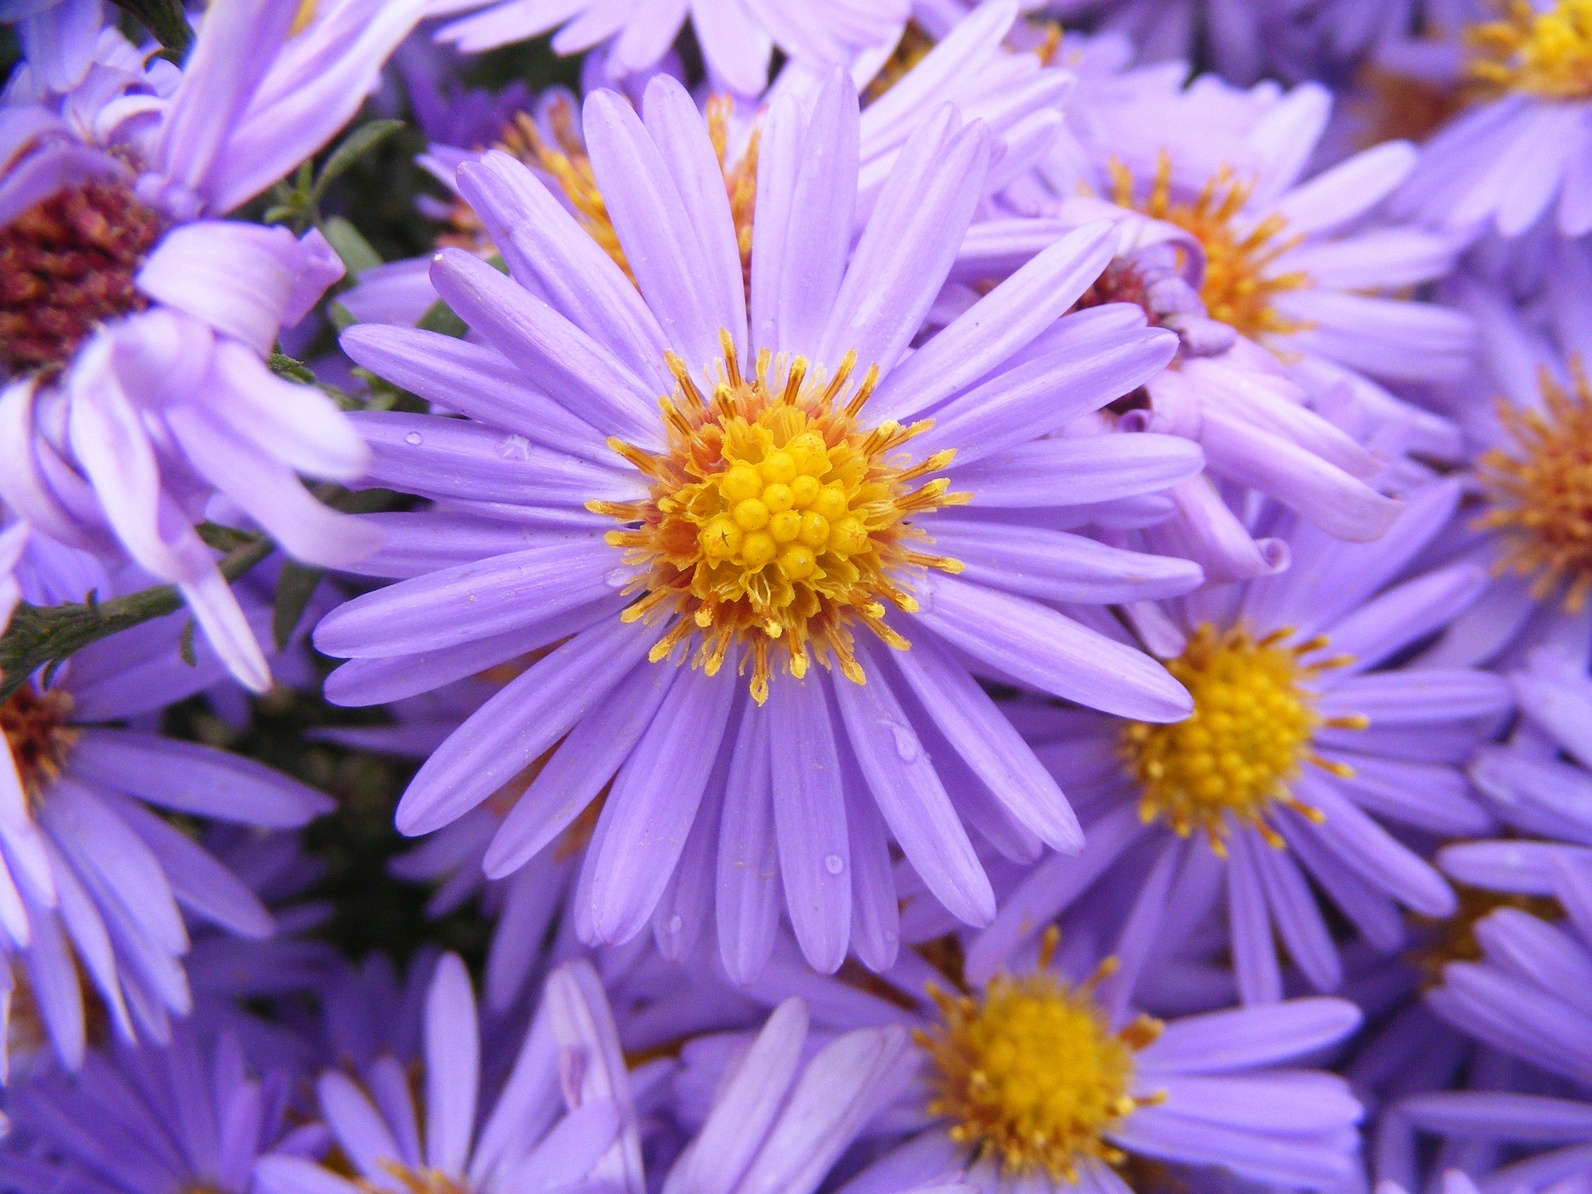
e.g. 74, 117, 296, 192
108, 0, 194, 58
0, 534, 273, 704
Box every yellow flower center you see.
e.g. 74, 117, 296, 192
592, 335, 965, 704
1118, 625, 1365, 852
1465, 0, 1592, 101
1, 685, 77, 813
918, 951, 1161, 1181
1475, 362, 1592, 610
1109, 153, 1313, 343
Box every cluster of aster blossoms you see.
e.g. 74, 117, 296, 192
5, 0, 1592, 1192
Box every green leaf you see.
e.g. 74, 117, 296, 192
268, 352, 317, 385
321, 216, 383, 277
178, 619, 198, 668
417, 297, 469, 339
272, 563, 325, 651
309, 120, 405, 210
108, 0, 192, 57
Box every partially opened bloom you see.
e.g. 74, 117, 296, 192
253, 954, 645, 1194
964, 482, 1506, 1005
320, 71, 1204, 980
0, 0, 421, 689
428, 0, 909, 96
1392, 0, 1592, 240
0, 1024, 324, 1194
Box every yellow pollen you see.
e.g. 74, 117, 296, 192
1109, 152, 1314, 344
1118, 625, 1362, 854
1475, 361, 1592, 610
918, 940, 1162, 1181
1465, 0, 1592, 101
1, 685, 77, 814
591, 334, 966, 705
863, 22, 938, 101
288, 0, 317, 35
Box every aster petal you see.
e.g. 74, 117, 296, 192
661, 998, 808, 1194
1227, 829, 1283, 1004
833, 658, 993, 927
1323, 564, 1489, 677
1398, 1092, 1592, 1142
870, 220, 1125, 423
917, 574, 1192, 722
889, 634, 1082, 853
484, 660, 675, 879
20, 906, 85, 1070
177, 567, 273, 695
423, 954, 479, 1175
715, 703, 782, 985
951, 434, 1204, 508
1285, 820, 1405, 952
429, 248, 661, 447
750, 70, 859, 359
587, 666, 737, 944
314, 541, 618, 659
583, 85, 741, 370
1294, 773, 1455, 916
316, 1071, 404, 1184
396, 616, 655, 836
767, 674, 851, 974
1138, 997, 1361, 1073
930, 520, 1202, 604
1156, 1072, 1361, 1132
1329, 755, 1492, 837
47, 842, 133, 1041
69, 730, 331, 827
452, 153, 672, 393
1110, 1104, 1357, 1187
1250, 838, 1340, 992
843, 774, 898, 972
816, 108, 989, 378
1273, 140, 1418, 235
254, 1156, 362, 1194
692, 0, 772, 95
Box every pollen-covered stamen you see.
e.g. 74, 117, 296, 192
1465, 0, 1592, 101
0, 180, 163, 379
0, 685, 78, 812
1119, 625, 1367, 854
1475, 362, 1592, 610
1410, 880, 1564, 985
592, 332, 966, 705
1109, 153, 1313, 343
918, 931, 1163, 1181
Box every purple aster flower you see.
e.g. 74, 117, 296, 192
319, 71, 1204, 979
962, 481, 1508, 1006
1390, 0, 1592, 241
0, 543, 332, 1071
0, 1022, 327, 1194
0, 0, 426, 689
1394, 890, 1592, 1192
253, 953, 647, 1194
0, 0, 105, 93
674, 933, 1366, 1192
1418, 268, 1592, 666
427, 0, 910, 97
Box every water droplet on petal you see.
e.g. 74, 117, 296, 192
666, 914, 683, 935
887, 722, 919, 762
824, 853, 845, 875
404, 431, 422, 445
606, 567, 632, 588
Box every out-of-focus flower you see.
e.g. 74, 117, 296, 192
253, 954, 646, 1194
426, 0, 910, 97
0, 0, 105, 93
1391, 0, 1592, 240
0, 544, 332, 1070
964, 483, 1507, 1005
0, 1024, 325, 1193
319, 71, 1204, 979
0, 0, 423, 689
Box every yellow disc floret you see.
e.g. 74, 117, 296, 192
1475, 361, 1592, 610
1110, 153, 1313, 343
918, 948, 1162, 1181
356, 1162, 469, 1194
1466, 0, 1592, 101
1119, 625, 1366, 852
592, 333, 966, 704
